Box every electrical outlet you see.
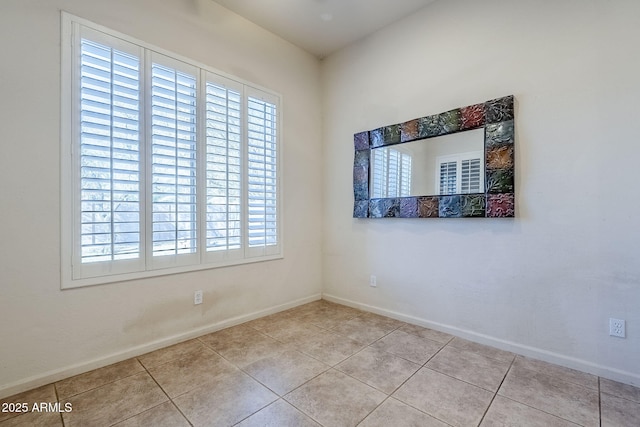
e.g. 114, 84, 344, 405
609, 318, 625, 338
194, 290, 203, 305
370, 275, 377, 287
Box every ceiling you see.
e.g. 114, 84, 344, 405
211, 0, 437, 58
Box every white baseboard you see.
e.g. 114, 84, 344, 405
322, 293, 640, 388
0, 294, 321, 399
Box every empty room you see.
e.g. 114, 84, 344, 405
0, 0, 638, 426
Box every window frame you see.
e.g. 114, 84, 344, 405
61, 12, 283, 289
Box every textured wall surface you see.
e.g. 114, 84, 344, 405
322, 0, 640, 385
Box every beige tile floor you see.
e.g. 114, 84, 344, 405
2, 300, 639, 427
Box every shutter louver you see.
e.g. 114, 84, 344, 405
370, 148, 412, 198
79, 38, 141, 264
205, 80, 242, 253
151, 61, 197, 257
461, 158, 481, 193
437, 152, 483, 195
371, 149, 384, 199
400, 154, 411, 197
440, 161, 457, 195
388, 149, 399, 197
247, 96, 278, 249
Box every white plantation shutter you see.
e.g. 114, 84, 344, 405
388, 149, 400, 197
204, 76, 243, 261
437, 151, 483, 195
63, 15, 282, 287
461, 158, 482, 193
400, 154, 411, 197
370, 147, 412, 198
149, 55, 199, 267
74, 28, 144, 279
371, 148, 384, 198
439, 161, 457, 195
246, 91, 279, 256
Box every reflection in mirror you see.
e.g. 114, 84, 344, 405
370, 127, 484, 198
370, 146, 412, 198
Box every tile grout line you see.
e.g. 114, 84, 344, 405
384, 336, 469, 392
228, 303, 379, 425
508, 360, 604, 412
290, 366, 397, 427
285, 323, 443, 427
292, 344, 350, 368
352, 393, 456, 427
492, 395, 589, 426
446, 338, 517, 365
476, 354, 516, 426
198, 329, 331, 425
278, 398, 326, 427
598, 376, 602, 427
228, 399, 288, 427
488, 366, 596, 426
356, 326, 454, 397
280, 367, 339, 399
599, 389, 640, 404
225, 396, 277, 427
138, 357, 194, 427
53, 383, 65, 427
380, 337, 458, 426
350, 335, 457, 427
327, 321, 412, 383
422, 335, 455, 367
278, 369, 341, 427
513, 357, 601, 391
237, 352, 331, 398
354, 395, 393, 427
55, 360, 150, 401
327, 314, 408, 348
352, 393, 391, 427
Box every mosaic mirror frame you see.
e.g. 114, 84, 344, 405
353, 95, 515, 218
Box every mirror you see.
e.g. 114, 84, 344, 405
370, 128, 485, 198
353, 95, 515, 218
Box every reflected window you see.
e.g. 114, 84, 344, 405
371, 147, 412, 198
436, 151, 483, 195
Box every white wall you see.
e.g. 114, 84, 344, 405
322, 0, 640, 385
0, 0, 322, 397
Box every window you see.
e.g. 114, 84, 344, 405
436, 152, 483, 195
204, 77, 242, 258
61, 14, 281, 288
370, 147, 412, 198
